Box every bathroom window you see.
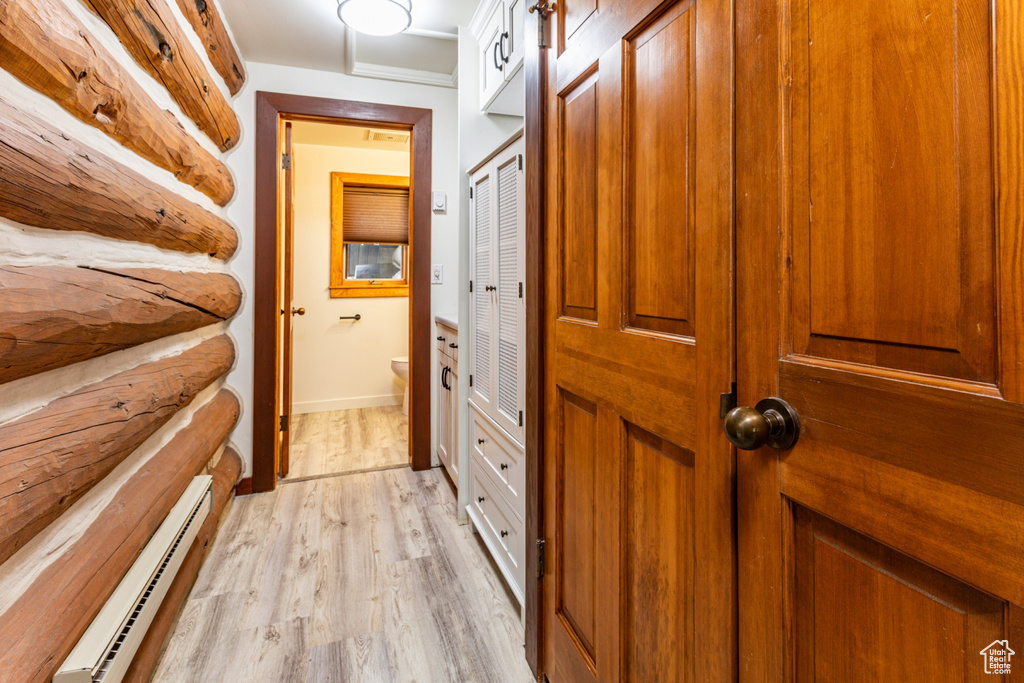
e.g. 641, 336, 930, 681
344, 243, 405, 280
330, 173, 410, 298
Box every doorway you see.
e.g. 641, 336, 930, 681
252, 92, 433, 493
282, 120, 413, 482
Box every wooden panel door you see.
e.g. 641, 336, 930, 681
540, 0, 735, 680
736, 0, 1024, 679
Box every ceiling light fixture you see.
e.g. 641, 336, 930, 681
338, 0, 412, 36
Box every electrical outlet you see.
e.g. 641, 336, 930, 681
432, 264, 443, 284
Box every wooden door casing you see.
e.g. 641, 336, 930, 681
540, 0, 736, 680
736, 0, 1024, 679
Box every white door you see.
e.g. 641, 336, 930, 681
492, 140, 525, 442
469, 170, 495, 416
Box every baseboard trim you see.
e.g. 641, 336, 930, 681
292, 394, 403, 414
235, 477, 253, 496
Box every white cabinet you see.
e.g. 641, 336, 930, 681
469, 136, 525, 445
474, 0, 525, 116
466, 134, 526, 604
436, 320, 458, 484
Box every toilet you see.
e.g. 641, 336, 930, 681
391, 356, 409, 415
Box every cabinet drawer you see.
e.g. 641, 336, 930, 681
470, 408, 524, 518
469, 462, 524, 601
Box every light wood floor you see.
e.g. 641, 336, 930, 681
287, 406, 408, 480
154, 467, 533, 683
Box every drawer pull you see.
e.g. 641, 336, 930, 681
500, 530, 509, 538
500, 463, 509, 470
449, 343, 458, 349
478, 438, 486, 444
437, 336, 445, 341
478, 496, 485, 503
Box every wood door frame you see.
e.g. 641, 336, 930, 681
523, 5, 547, 676
253, 91, 433, 493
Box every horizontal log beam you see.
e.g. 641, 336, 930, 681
85, 0, 240, 151
0, 0, 234, 205
0, 335, 235, 564
0, 266, 241, 384
173, 0, 245, 95
122, 446, 242, 683
0, 390, 240, 683
0, 98, 238, 257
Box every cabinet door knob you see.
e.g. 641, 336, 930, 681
500, 530, 509, 538
478, 438, 486, 444
478, 496, 485, 503
500, 463, 508, 470
437, 336, 445, 341
449, 343, 458, 349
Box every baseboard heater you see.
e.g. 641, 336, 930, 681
54, 476, 214, 683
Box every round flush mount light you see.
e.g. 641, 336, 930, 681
338, 0, 412, 36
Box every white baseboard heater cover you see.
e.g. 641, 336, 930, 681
54, 476, 213, 683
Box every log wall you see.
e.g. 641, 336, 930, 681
0, 0, 247, 678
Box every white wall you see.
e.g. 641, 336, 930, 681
225, 61, 461, 474
454, 26, 524, 517
290, 141, 410, 413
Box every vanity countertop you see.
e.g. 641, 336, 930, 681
435, 314, 458, 331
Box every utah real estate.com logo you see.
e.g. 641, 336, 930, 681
980, 640, 1014, 675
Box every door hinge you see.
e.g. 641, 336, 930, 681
470, 186, 474, 199
519, 282, 524, 298
536, 539, 546, 578
469, 374, 474, 387
720, 382, 737, 419
519, 410, 524, 427
281, 153, 291, 170
518, 153, 523, 170
469, 280, 474, 292
279, 415, 288, 432
529, 1, 556, 49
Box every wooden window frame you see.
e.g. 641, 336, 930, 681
329, 172, 411, 298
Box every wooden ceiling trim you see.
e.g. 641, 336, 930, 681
0, 98, 238, 257
121, 445, 242, 683
173, 0, 246, 96
85, 0, 241, 151
0, 0, 235, 205
0, 266, 241, 385
0, 390, 240, 683
0, 335, 236, 565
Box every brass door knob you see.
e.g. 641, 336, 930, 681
723, 397, 800, 451
292, 307, 305, 316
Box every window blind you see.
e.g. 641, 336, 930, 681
342, 186, 410, 244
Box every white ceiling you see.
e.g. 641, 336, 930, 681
217, 0, 480, 87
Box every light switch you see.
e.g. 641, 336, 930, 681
432, 191, 447, 213
432, 264, 443, 284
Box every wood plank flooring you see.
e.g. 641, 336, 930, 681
154, 467, 533, 683
288, 407, 409, 480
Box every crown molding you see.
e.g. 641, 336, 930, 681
349, 61, 458, 88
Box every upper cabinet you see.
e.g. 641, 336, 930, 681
474, 0, 526, 116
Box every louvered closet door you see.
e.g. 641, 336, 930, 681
470, 170, 494, 415
494, 140, 525, 442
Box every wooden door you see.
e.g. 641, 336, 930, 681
736, 0, 1024, 680
539, 0, 735, 680
279, 120, 295, 478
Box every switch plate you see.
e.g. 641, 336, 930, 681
432, 191, 447, 213
432, 264, 443, 284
